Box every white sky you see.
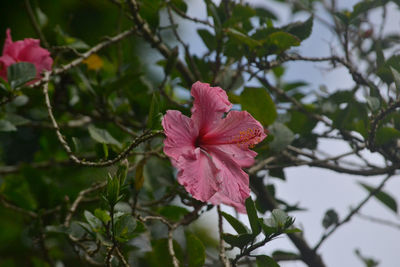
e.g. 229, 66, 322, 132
161, 1, 400, 266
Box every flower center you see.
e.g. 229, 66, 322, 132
232, 127, 263, 148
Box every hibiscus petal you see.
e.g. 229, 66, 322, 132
204, 144, 257, 168
207, 146, 250, 207
162, 110, 198, 164
2, 31, 31, 60
18, 39, 53, 76
0, 54, 15, 81
190, 81, 232, 134
176, 148, 220, 201
202, 110, 267, 148
2, 29, 13, 55
209, 192, 246, 213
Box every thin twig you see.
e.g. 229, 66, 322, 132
43, 77, 162, 167
24, 0, 49, 48
0, 194, 38, 218
64, 182, 107, 227
217, 206, 231, 267
115, 247, 130, 267
126, 0, 195, 86
168, 228, 180, 267
368, 99, 400, 152
30, 27, 137, 88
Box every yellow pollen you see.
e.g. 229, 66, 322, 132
232, 127, 262, 148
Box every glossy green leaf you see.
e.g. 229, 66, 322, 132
226, 28, 261, 48
375, 127, 400, 146
84, 210, 103, 232
268, 122, 295, 151
221, 211, 249, 234
359, 182, 398, 213
241, 87, 277, 126
170, 0, 187, 13
114, 214, 137, 242
256, 255, 280, 267
351, 0, 388, 20
390, 67, 400, 90
222, 233, 254, 249
282, 16, 313, 41
322, 209, 339, 229
377, 55, 400, 84
0, 120, 17, 132
147, 92, 162, 129
94, 209, 111, 224
255, 7, 277, 20
271, 209, 289, 228
35, 7, 48, 28
88, 125, 122, 148
159, 205, 189, 222
150, 238, 184, 267
287, 108, 317, 134
263, 31, 300, 54
245, 197, 261, 235
186, 233, 205, 267
197, 29, 217, 51
7, 62, 37, 89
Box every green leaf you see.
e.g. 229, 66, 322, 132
261, 221, 278, 236
94, 209, 111, 224
359, 182, 398, 213
241, 87, 277, 126
271, 209, 289, 228
268, 122, 295, 151
147, 92, 162, 129
287, 108, 317, 134
375, 127, 400, 146
114, 214, 137, 242
158, 205, 189, 222
105, 173, 121, 207
35, 7, 48, 28
272, 250, 299, 261
186, 233, 205, 267
221, 211, 249, 234
170, 0, 187, 13
245, 197, 261, 235
134, 160, 145, 191
0, 119, 17, 132
84, 210, 103, 232
390, 67, 400, 91
7, 62, 37, 89
150, 238, 184, 267
262, 31, 300, 55
88, 125, 122, 148
4, 114, 30, 126
256, 255, 280, 267
282, 16, 313, 41
226, 28, 262, 48
222, 233, 254, 248
377, 55, 400, 84
197, 29, 217, 51
351, 0, 388, 20
322, 209, 339, 229
255, 7, 277, 20
366, 96, 380, 111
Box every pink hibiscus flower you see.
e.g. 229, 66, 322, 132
0, 28, 53, 82
162, 81, 267, 212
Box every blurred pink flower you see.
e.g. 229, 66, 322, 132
162, 81, 267, 212
0, 28, 53, 82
